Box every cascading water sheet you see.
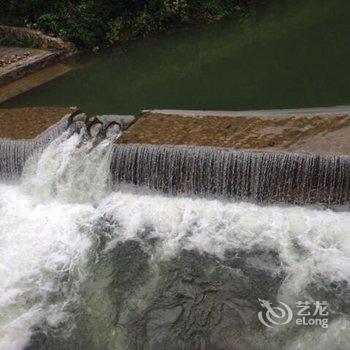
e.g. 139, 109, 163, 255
111, 143, 350, 206
0, 116, 69, 180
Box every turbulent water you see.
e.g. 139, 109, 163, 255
1, 133, 350, 350
0, 117, 68, 180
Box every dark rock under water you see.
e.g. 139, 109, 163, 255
24, 235, 287, 350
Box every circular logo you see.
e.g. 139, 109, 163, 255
258, 299, 293, 328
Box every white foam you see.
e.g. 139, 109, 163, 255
99, 190, 350, 299
0, 184, 93, 350
21, 131, 113, 204
0, 133, 113, 349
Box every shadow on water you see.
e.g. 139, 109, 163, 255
25, 231, 286, 350
24, 211, 350, 350
2, 0, 350, 114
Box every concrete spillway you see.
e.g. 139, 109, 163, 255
112, 108, 350, 206
0, 107, 74, 179
1, 106, 349, 206
0, 108, 133, 179
111, 144, 350, 206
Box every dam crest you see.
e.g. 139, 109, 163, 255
0, 107, 350, 207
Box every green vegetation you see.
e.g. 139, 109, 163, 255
0, 0, 269, 50
0, 35, 38, 49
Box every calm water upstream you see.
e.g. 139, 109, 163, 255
2, 0, 350, 114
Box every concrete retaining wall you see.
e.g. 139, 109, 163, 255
0, 25, 76, 53
0, 107, 78, 179
0, 26, 77, 85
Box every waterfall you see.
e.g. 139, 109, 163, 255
1, 131, 350, 350
0, 130, 115, 350
0, 117, 69, 180
111, 143, 350, 206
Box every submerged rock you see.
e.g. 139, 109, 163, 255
24, 237, 286, 350
119, 248, 284, 350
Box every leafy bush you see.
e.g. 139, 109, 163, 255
0, 0, 269, 50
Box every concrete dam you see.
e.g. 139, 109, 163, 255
1, 106, 349, 206
1, 106, 350, 350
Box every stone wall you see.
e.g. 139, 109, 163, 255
0, 25, 76, 53
0, 26, 77, 84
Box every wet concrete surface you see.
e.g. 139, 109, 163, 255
0, 48, 46, 72
118, 109, 350, 155
0, 47, 61, 83
0, 107, 75, 139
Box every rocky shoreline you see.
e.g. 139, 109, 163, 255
0, 25, 77, 85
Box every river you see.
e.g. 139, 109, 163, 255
1, 0, 350, 348
0, 130, 350, 349
1, 0, 350, 114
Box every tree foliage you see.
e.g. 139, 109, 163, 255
0, 0, 266, 49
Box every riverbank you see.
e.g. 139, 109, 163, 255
2, 0, 348, 115
0, 25, 77, 83
0, 25, 77, 102
0, 1, 261, 98
1, 1, 270, 50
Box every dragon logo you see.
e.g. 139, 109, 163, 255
258, 299, 293, 328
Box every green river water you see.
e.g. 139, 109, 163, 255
2, 0, 350, 115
